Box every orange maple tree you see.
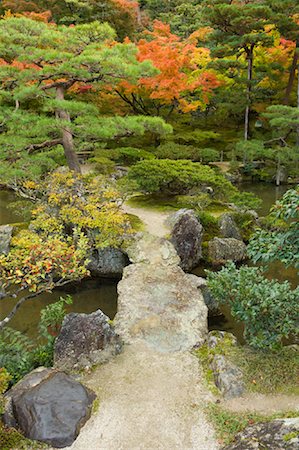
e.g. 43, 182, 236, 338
115, 21, 220, 117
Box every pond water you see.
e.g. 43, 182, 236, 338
0, 190, 25, 225
0, 182, 298, 340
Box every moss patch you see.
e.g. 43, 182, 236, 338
126, 213, 145, 232
0, 422, 47, 450
205, 403, 299, 446
126, 195, 179, 212
196, 337, 299, 396
230, 346, 299, 395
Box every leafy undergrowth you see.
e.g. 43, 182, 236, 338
205, 403, 298, 446
0, 422, 47, 450
196, 338, 299, 396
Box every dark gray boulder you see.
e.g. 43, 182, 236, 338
223, 418, 299, 450
208, 237, 246, 265
0, 224, 13, 255
3, 367, 95, 448
88, 247, 130, 278
219, 214, 242, 240
54, 309, 122, 371
169, 209, 203, 271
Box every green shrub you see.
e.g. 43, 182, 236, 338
89, 156, 115, 174
154, 143, 220, 162
0, 297, 72, 384
232, 212, 257, 241
176, 193, 212, 210
207, 262, 299, 350
0, 328, 34, 384
92, 147, 155, 165
248, 187, 299, 270
230, 191, 262, 211
127, 159, 236, 198
154, 142, 198, 160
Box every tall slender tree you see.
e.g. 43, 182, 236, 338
201, 0, 273, 141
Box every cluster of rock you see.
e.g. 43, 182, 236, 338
87, 247, 129, 278
54, 309, 122, 371
168, 209, 247, 268
168, 209, 203, 271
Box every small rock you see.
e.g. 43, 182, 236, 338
223, 417, 299, 450
169, 209, 203, 271
207, 330, 238, 349
186, 274, 207, 289
87, 247, 130, 278
3, 367, 96, 448
187, 275, 220, 315
211, 354, 245, 399
0, 224, 13, 255
54, 309, 122, 371
208, 238, 247, 265
219, 213, 242, 240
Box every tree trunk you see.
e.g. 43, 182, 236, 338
56, 86, 81, 174
297, 60, 299, 148
244, 46, 254, 145
276, 157, 281, 186
283, 39, 299, 106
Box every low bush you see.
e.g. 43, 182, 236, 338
0, 296, 72, 385
230, 191, 262, 211
206, 262, 299, 350
127, 159, 236, 198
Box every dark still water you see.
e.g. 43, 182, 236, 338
0, 279, 118, 338
0, 190, 26, 225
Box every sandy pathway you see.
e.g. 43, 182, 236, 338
122, 202, 171, 237
65, 343, 219, 450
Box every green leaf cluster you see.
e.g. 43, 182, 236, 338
248, 186, 299, 269
127, 159, 237, 198
207, 261, 299, 350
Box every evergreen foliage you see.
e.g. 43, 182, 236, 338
127, 159, 236, 197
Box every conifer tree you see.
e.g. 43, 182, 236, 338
0, 17, 170, 178
201, 0, 273, 140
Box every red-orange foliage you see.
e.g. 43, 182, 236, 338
118, 21, 220, 115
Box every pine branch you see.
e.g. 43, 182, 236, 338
27, 138, 63, 154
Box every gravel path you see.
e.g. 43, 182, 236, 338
64, 343, 219, 450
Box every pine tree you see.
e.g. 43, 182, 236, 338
201, 0, 273, 140
0, 17, 171, 178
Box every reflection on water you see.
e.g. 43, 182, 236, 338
0, 279, 118, 338
239, 182, 290, 216
0, 190, 25, 225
